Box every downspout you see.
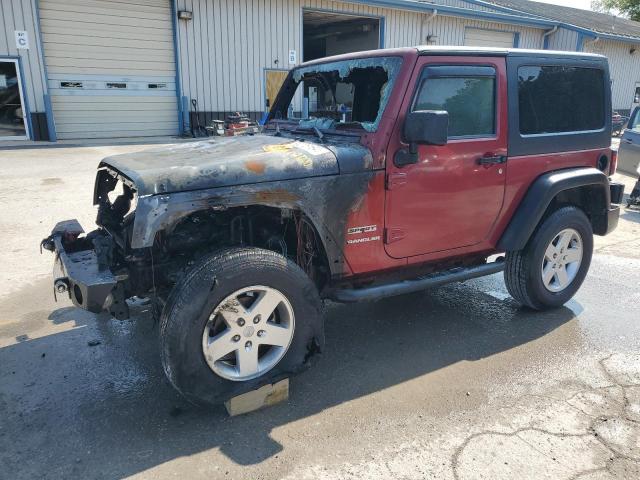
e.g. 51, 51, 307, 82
542, 25, 558, 50
583, 36, 600, 52
421, 9, 437, 44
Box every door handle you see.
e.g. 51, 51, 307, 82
477, 155, 507, 166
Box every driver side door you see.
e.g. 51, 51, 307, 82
384, 57, 508, 259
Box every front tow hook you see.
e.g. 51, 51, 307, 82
53, 279, 70, 302
40, 236, 55, 254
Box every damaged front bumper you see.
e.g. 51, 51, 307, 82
41, 219, 129, 319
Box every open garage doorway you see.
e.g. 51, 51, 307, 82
0, 59, 29, 140
303, 10, 381, 62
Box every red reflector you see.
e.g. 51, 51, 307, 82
610, 149, 618, 175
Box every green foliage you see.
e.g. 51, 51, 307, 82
592, 0, 640, 21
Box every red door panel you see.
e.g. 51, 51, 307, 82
384, 56, 508, 259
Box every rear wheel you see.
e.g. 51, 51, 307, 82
504, 206, 593, 310
160, 247, 324, 406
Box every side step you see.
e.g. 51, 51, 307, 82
327, 260, 505, 303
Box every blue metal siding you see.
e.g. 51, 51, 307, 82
0, 0, 49, 139
175, 0, 545, 116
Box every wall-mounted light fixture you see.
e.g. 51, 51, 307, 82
631, 47, 637, 55
178, 10, 193, 20
426, 34, 438, 43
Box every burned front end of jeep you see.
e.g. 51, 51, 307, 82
41, 167, 148, 319
41, 161, 337, 320
40, 55, 403, 319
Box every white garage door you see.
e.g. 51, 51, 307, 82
39, 0, 178, 139
464, 28, 515, 48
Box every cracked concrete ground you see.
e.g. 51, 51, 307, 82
451, 354, 640, 480
0, 145, 639, 479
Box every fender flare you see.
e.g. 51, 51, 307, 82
129, 176, 371, 276
497, 167, 611, 251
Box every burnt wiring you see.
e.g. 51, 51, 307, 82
149, 246, 164, 325
124, 207, 325, 312
294, 213, 317, 276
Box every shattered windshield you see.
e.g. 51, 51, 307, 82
271, 56, 403, 132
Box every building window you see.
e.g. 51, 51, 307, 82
60, 81, 83, 88
518, 65, 604, 135
413, 72, 495, 138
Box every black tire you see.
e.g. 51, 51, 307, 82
504, 206, 593, 310
160, 247, 324, 407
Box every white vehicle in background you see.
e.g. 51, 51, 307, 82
625, 160, 640, 208
618, 107, 640, 175
618, 106, 640, 208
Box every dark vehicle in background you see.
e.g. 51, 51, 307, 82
42, 47, 623, 406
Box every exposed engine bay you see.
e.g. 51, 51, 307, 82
42, 165, 327, 320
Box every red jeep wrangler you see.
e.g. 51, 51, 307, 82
42, 47, 624, 405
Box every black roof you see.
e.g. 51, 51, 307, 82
485, 0, 640, 40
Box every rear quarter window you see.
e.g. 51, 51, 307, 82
518, 66, 605, 135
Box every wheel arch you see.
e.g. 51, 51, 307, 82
133, 186, 351, 284
497, 167, 611, 251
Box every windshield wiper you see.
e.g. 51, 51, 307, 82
312, 126, 324, 142
289, 125, 325, 142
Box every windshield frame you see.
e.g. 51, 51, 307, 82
266, 55, 404, 133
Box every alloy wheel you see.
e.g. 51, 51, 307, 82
202, 285, 295, 381
541, 228, 583, 292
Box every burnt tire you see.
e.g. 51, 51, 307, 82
504, 206, 593, 310
159, 247, 324, 407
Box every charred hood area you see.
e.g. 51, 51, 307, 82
97, 135, 373, 195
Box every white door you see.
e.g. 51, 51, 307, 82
39, 0, 178, 139
464, 28, 515, 48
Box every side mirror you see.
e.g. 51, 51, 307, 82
404, 110, 449, 147
395, 110, 448, 167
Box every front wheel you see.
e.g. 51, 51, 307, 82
159, 247, 324, 406
504, 206, 593, 310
